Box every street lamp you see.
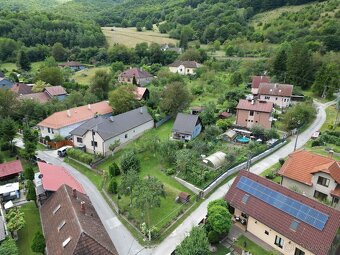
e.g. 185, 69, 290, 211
293, 120, 301, 151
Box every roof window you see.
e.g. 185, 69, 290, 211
62, 237, 72, 248
58, 220, 66, 232
290, 220, 299, 231
53, 204, 61, 215
242, 194, 250, 204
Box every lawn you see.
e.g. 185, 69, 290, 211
321, 105, 339, 132
102, 27, 178, 48
17, 202, 42, 255
210, 244, 230, 255
71, 66, 110, 86
235, 235, 273, 255
260, 162, 282, 184
1, 62, 44, 75
0, 150, 16, 162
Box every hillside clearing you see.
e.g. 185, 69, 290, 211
71, 66, 111, 86
102, 27, 178, 48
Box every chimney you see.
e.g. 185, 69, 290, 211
80, 201, 86, 214
67, 110, 71, 117
88, 104, 91, 110
274, 83, 277, 88
251, 100, 255, 105
328, 150, 334, 158
72, 189, 77, 199
139, 107, 143, 114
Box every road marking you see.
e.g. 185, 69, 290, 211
106, 217, 122, 229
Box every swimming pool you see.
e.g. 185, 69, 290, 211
236, 136, 250, 143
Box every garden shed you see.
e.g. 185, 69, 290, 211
177, 192, 191, 204
221, 129, 237, 141
203, 151, 227, 169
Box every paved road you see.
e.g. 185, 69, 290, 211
36, 150, 152, 255
152, 100, 334, 255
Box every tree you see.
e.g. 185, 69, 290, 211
31, 231, 45, 254
24, 166, 34, 181
5, 208, 25, 234
90, 70, 112, 100
207, 199, 228, 212
207, 205, 232, 234
136, 22, 143, 32
216, 119, 232, 131
0, 90, 18, 118
312, 63, 339, 99
272, 49, 287, 81
111, 61, 125, 73
160, 82, 191, 117
22, 128, 39, 160
119, 170, 140, 206
16, 50, 31, 71
0, 117, 17, 151
229, 71, 243, 86
109, 85, 139, 115
176, 227, 209, 255
282, 102, 316, 131
26, 180, 37, 201
32, 80, 50, 93
109, 162, 120, 177
120, 150, 140, 173
36, 67, 64, 85
108, 178, 118, 194
175, 149, 197, 175
145, 20, 153, 30
199, 102, 216, 126
0, 238, 19, 255
52, 43, 67, 61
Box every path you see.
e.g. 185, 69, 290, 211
152, 100, 334, 255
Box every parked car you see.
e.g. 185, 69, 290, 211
57, 146, 73, 157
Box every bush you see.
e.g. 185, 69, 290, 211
67, 148, 95, 165
24, 166, 34, 180
31, 231, 45, 253
279, 158, 285, 166
107, 178, 118, 194
311, 139, 324, 147
109, 162, 120, 177
166, 168, 176, 175
208, 230, 220, 244
120, 150, 140, 173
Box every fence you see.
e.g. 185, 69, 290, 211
46, 140, 73, 149
155, 115, 171, 128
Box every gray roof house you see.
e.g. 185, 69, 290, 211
172, 113, 202, 141
70, 106, 154, 155
0, 77, 13, 90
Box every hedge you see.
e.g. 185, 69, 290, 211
67, 148, 96, 165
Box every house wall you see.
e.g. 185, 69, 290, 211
118, 76, 153, 86
259, 95, 291, 108
0, 79, 13, 90
246, 216, 314, 255
236, 109, 272, 129
281, 177, 313, 197
55, 94, 67, 101
168, 66, 196, 75
251, 88, 259, 95
191, 123, 202, 139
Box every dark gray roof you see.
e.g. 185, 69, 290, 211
70, 106, 153, 141
173, 113, 200, 135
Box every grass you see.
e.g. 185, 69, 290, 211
260, 162, 282, 184
1, 62, 44, 75
102, 27, 178, 48
0, 150, 16, 162
71, 66, 110, 86
210, 243, 230, 255
321, 105, 340, 132
17, 202, 42, 255
235, 235, 272, 255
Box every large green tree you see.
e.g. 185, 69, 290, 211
16, 50, 31, 71
26, 180, 37, 201
36, 67, 64, 85
282, 102, 316, 130
176, 226, 210, 255
22, 128, 39, 160
90, 69, 112, 100
312, 63, 339, 99
0, 90, 18, 118
0, 117, 17, 151
207, 205, 232, 234
272, 48, 287, 81
120, 150, 140, 173
119, 170, 140, 206
109, 85, 139, 115
52, 43, 68, 61
5, 208, 25, 234
0, 237, 19, 255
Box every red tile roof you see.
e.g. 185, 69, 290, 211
258, 83, 293, 97
251, 76, 270, 89
38, 101, 112, 129
10, 83, 32, 95
278, 150, 340, 186
38, 162, 84, 193
331, 185, 340, 198
0, 160, 23, 178
44, 85, 67, 96
59, 61, 83, 67
19, 92, 50, 103
119, 68, 153, 79
225, 170, 340, 255
236, 99, 273, 113
41, 185, 118, 255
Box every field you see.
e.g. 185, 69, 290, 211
1, 62, 44, 75
70, 66, 111, 86
102, 27, 178, 48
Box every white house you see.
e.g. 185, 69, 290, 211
70, 106, 154, 156
278, 150, 340, 210
37, 101, 112, 139
168, 61, 201, 75
258, 83, 293, 108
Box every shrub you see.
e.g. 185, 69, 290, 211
24, 166, 34, 180
31, 231, 45, 253
109, 162, 120, 177
279, 158, 285, 166
166, 168, 176, 175
120, 150, 140, 173
208, 230, 220, 244
107, 178, 118, 194
67, 148, 95, 165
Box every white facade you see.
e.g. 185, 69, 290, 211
39, 121, 86, 140
73, 120, 154, 156
169, 65, 197, 75
259, 94, 291, 108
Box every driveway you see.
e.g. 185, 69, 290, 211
36, 150, 152, 255
152, 100, 334, 255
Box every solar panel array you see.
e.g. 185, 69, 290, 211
237, 176, 329, 230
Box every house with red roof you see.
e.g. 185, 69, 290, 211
118, 67, 154, 86
35, 162, 84, 202
251, 75, 270, 95
59, 61, 85, 71
225, 170, 340, 255
258, 83, 294, 108
134, 87, 149, 101
37, 101, 112, 139
0, 160, 23, 181
279, 150, 340, 210
236, 99, 273, 129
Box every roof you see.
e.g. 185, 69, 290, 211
0, 160, 23, 178
258, 83, 293, 97
134, 87, 148, 100
203, 151, 226, 168
119, 68, 153, 79
10, 83, 32, 95
173, 113, 200, 135
0, 182, 19, 194
179, 192, 190, 200
41, 184, 118, 255
44, 85, 67, 96
225, 170, 340, 255
168, 60, 200, 68
19, 92, 51, 103
278, 150, 340, 186
251, 76, 270, 89
38, 162, 84, 193
236, 99, 273, 113
38, 101, 112, 129
219, 111, 232, 118
70, 106, 153, 141
59, 61, 83, 67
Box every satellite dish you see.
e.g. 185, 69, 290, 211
38, 174, 43, 179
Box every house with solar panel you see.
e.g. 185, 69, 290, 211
225, 170, 340, 255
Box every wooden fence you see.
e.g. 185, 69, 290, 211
46, 140, 73, 150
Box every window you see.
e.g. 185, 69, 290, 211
53, 205, 61, 215
317, 176, 330, 187
249, 111, 254, 116
58, 220, 66, 231
274, 235, 284, 248
276, 97, 278, 100
48, 128, 51, 133
52, 129, 54, 134
265, 230, 269, 235
265, 96, 270, 100
314, 190, 328, 201
125, 134, 128, 139
255, 121, 258, 123
62, 237, 71, 248
334, 197, 339, 204
91, 141, 98, 147
76, 137, 83, 143
294, 248, 305, 255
